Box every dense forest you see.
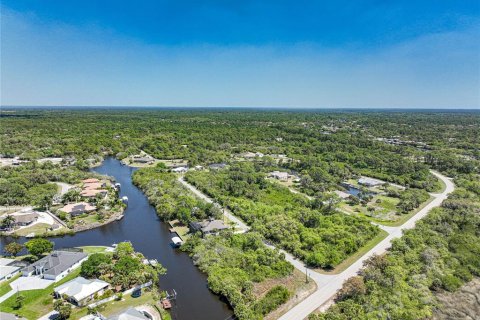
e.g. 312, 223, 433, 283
0, 161, 89, 207
309, 174, 480, 320
1, 108, 479, 319
185, 163, 379, 268
133, 167, 295, 319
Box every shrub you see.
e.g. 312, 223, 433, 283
253, 285, 291, 316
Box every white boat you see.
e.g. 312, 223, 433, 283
149, 259, 158, 266
172, 236, 183, 247
111, 243, 118, 248
121, 196, 128, 203
25, 233, 35, 238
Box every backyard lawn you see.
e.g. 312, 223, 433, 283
70, 291, 157, 320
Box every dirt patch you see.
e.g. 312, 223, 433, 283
251, 269, 317, 320
433, 278, 480, 320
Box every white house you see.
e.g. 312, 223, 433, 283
54, 277, 109, 306
0, 258, 21, 281
172, 166, 188, 173
269, 171, 290, 181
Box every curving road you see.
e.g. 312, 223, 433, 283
278, 170, 454, 320
178, 171, 454, 320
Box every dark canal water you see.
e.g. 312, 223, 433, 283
0, 158, 233, 320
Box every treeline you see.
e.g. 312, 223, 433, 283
0, 161, 88, 206
132, 166, 221, 223
183, 232, 293, 319
310, 174, 480, 320
186, 162, 380, 268
2, 109, 475, 193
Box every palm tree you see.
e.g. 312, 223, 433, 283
1, 215, 15, 230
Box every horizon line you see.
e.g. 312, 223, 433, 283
2, 105, 479, 111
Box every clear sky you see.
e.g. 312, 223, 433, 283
1, 0, 479, 108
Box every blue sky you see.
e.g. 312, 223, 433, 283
1, 0, 479, 108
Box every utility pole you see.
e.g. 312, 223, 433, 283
305, 267, 309, 283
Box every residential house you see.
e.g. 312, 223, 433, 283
358, 177, 385, 187
172, 166, 188, 173
54, 276, 109, 306
0, 258, 22, 281
107, 307, 150, 320
189, 219, 229, 236
269, 171, 290, 181
80, 189, 108, 198
59, 202, 97, 217
22, 250, 88, 282
132, 157, 154, 164
1, 210, 39, 230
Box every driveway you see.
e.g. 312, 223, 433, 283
9, 276, 54, 291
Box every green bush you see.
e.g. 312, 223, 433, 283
253, 286, 291, 316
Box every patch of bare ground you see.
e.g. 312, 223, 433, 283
252, 269, 317, 320
434, 278, 480, 320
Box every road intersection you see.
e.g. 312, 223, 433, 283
179, 171, 455, 320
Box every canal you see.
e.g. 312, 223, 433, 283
0, 158, 233, 320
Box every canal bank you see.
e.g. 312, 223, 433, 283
0, 158, 233, 320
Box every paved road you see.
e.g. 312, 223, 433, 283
178, 171, 454, 320
178, 176, 250, 233
278, 170, 454, 320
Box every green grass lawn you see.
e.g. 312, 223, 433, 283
0, 268, 81, 319
371, 195, 435, 227
433, 172, 447, 193
0, 274, 20, 297
315, 229, 389, 275
340, 195, 400, 220
340, 193, 435, 227
78, 246, 110, 254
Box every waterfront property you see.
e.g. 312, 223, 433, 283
358, 177, 385, 187
189, 219, 229, 236
59, 202, 97, 217
22, 250, 88, 281
0, 210, 39, 230
54, 276, 109, 306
